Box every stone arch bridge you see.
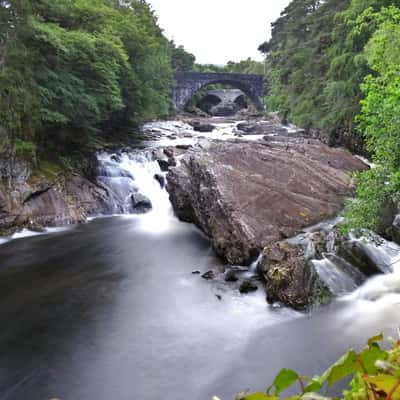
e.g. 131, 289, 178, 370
173, 72, 265, 112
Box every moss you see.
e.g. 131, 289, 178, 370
28, 160, 64, 185
14, 139, 36, 157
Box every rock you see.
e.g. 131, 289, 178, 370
110, 154, 121, 163
168, 157, 177, 167
189, 121, 216, 133
0, 160, 111, 233
26, 221, 46, 233
201, 270, 215, 280
237, 121, 289, 136
176, 144, 192, 150
388, 214, 400, 244
131, 192, 152, 213
163, 148, 174, 158
97, 161, 134, 179
154, 174, 165, 188
211, 103, 241, 117
167, 140, 368, 264
239, 280, 258, 294
157, 159, 170, 172
224, 270, 239, 282
215, 294, 222, 300
260, 241, 331, 310
336, 235, 395, 275
184, 105, 209, 118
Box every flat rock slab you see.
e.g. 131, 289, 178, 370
167, 139, 368, 264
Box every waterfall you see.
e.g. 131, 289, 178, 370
96, 151, 175, 233
94, 123, 400, 305
347, 233, 398, 274
344, 238, 400, 302
249, 253, 263, 273
312, 257, 362, 295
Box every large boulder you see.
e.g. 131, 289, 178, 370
237, 121, 292, 136
189, 120, 216, 133
167, 139, 367, 264
0, 157, 111, 235
259, 241, 331, 310
131, 192, 152, 213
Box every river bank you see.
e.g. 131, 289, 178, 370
0, 166, 398, 400
0, 115, 290, 237
0, 115, 400, 399
1, 116, 398, 308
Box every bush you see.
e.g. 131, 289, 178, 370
235, 334, 400, 400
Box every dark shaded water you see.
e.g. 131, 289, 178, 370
0, 139, 399, 400
0, 216, 398, 400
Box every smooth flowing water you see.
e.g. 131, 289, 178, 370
0, 120, 399, 400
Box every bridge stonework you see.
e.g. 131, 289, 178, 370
173, 72, 265, 112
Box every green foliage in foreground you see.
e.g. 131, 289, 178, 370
342, 6, 400, 234
235, 334, 400, 400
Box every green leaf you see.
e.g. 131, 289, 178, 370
320, 351, 358, 388
242, 393, 278, 400
267, 368, 300, 396
359, 345, 388, 375
303, 376, 323, 394
368, 333, 384, 347
363, 375, 400, 399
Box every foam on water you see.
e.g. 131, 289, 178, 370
0, 226, 71, 246
312, 257, 359, 295
142, 119, 266, 148
343, 237, 400, 303
97, 152, 177, 234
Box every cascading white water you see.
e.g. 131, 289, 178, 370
249, 253, 263, 274
96, 122, 400, 306
344, 237, 400, 303
348, 233, 398, 274
97, 151, 175, 233
312, 257, 360, 295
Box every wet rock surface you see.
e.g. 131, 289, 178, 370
237, 121, 291, 136
167, 139, 368, 264
189, 120, 216, 133
259, 241, 331, 310
0, 158, 110, 235
131, 192, 152, 213
239, 279, 258, 294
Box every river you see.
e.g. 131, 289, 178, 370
0, 119, 399, 400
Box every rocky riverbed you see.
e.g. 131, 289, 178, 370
1, 116, 400, 400
3, 115, 399, 311
166, 137, 367, 264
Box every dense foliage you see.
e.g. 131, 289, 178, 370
261, 0, 400, 149
0, 0, 185, 160
342, 6, 400, 234
171, 42, 196, 72
261, 0, 400, 233
194, 58, 264, 75
232, 334, 400, 400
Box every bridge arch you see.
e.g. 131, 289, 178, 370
173, 72, 265, 112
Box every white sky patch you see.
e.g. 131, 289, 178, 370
148, 0, 292, 65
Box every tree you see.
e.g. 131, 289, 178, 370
171, 43, 196, 71
0, 0, 177, 158
343, 6, 400, 233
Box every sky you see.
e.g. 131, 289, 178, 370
147, 0, 292, 65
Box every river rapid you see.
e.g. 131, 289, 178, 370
0, 118, 399, 400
